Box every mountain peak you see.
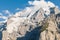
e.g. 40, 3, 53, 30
1, 0, 60, 40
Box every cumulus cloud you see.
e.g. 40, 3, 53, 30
0, 16, 7, 19
0, 10, 13, 23
28, 1, 33, 5
28, 0, 55, 7
0, 15, 8, 23
16, 8, 22, 11
14, 0, 57, 18
15, 7, 32, 17
28, 0, 56, 15
48, 1, 55, 7
0, 13, 7, 20
3, 10, 10, 14
2, 10, 13, 17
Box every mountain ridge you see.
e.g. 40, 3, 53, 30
0, 0, 60, 40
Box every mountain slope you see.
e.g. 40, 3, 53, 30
2, 0, 60, 40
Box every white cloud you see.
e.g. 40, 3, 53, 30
0, 12, 8, 23
0, 13, 3, 16
28, 0, 55, 7
0, 16, 7, 19
48, 1, 55, 7
2, 10, 13, 17
28, 0, 56, 15
0, 13, 7, 19
3, 10, 10, 14
15, 7, 32, 17
16, 8, 21, 10
28, 1, 33, 5
0, 15, 8, 23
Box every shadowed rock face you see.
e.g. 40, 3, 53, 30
17, 27, 41, 40
56, 13, 60, 34
0, 22, 7, 40
0, 31, 2, 40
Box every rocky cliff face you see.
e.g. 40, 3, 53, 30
40, 14, 60, 40
2, 0, 60, 40
2, 8, 60, 40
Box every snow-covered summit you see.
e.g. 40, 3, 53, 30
5, 0, 60, 34
1, 0, 60, 40
14, 0, 57, 18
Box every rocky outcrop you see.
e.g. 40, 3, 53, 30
2, 8, 60, 40
2, 0, 60, 40
40, 14, 60, 40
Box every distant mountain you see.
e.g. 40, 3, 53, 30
1, 0, 60, 40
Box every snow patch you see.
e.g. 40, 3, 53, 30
7, 17, 27, 33
28, 0, 56, 15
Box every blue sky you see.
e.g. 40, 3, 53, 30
46, 0, 60, 7
0, 0, 60, 16
0, 0, 60, 22
0, 0, 33, 13
0, 0, 60, 14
